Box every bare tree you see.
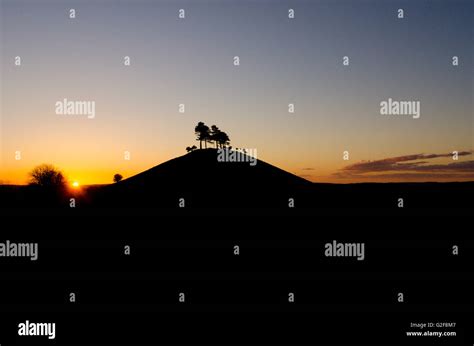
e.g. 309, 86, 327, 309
29, 164, 65, 188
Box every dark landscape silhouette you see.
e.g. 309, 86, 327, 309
1, 148, 473, 209
1, 122, 473, 209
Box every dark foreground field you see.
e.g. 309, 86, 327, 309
1, 150, 472, 345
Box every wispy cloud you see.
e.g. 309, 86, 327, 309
335, 151, 474, 181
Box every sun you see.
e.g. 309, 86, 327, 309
72, 181, 80, 188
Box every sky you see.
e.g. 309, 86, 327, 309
1, 0, 473, 185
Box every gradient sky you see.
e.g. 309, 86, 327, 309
1, 0, 473, 185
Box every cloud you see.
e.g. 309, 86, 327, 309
341, 152, 472, 172
336, 151, 474, 181
301, 168, 315, 171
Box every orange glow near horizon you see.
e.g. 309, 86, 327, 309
2, 152, 474, 186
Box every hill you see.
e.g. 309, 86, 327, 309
89, 148, 312, 207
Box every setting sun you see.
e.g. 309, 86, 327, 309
72, 181, 80, 188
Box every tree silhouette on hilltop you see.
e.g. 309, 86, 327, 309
193, 122, 230, 150
195, 122, 210, 149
